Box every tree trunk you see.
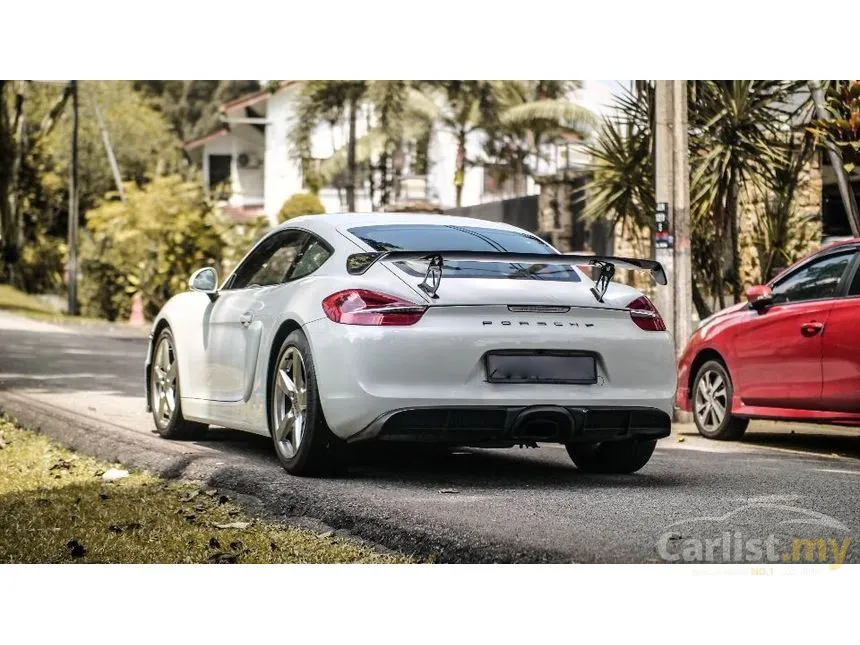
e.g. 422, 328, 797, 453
8, 82, 27, 287
379, 151, 389, 208
366, 112, 375, 210
329, 122, 343, 209
0, 81, 13, 282
455, 129, 466, 208
346, 99, 357, 211
726, 165, 742, 303
691, 278, 712, 321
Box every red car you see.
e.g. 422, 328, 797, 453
677, 238, 860, 439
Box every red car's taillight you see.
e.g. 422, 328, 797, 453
322, 289, 428, 326
628, 296, 666, 331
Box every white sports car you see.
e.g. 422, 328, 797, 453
146, 213, 676, 476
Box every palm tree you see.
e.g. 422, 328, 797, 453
415, 81, 506, 207
690, 80, 808, 304
494, 80, 597, 181
314, 81, 437, 210
289, 81, 367, 211
581, 82, 655, 256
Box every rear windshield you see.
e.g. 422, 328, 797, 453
347, 224, 581, 282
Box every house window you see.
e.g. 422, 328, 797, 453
208, 155, 232, 189
822, 182, 860, 237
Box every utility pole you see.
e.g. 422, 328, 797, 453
809, 80, 860, 237
654, 81, 675, 338
67, 80, 79, 316
672, 80, 692, 423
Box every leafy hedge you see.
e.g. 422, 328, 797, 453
79, 176, 224, 321
277, 192, 325, 223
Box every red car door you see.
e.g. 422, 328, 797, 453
731, 250, 856, 410
821, 252, 860, 412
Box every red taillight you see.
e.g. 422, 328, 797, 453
628, 296, 666, 331
322, 289, 428, 326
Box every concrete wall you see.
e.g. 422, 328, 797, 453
444, 195, 538, 232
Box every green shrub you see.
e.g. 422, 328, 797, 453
277, 192, 325, 223
79, 176, 223, 321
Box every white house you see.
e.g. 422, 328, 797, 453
183, 81, 609, 224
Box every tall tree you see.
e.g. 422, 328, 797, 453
0, 81, 72, 285
690, 80, 808, 305
133, 80, 261, 141
289, 81, 368, 211
581, 82, 655, 256
490, 80, 596, 186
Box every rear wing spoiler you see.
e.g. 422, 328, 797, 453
345, 250, 667, 303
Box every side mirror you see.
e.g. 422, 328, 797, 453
189, 267, 219, 301
746, 284, 773, 311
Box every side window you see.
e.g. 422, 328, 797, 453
848, 255, 860, 296
771, 252, 854, 304
229, 230, 307, 290
288, 237, 332, 281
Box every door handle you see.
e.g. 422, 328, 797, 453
800, 321, 824, 337
239, 311, 253, 327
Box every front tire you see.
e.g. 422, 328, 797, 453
566, 439, 657, 474
269, 330, 346, 476
691, 360, 748, 440
149, 327, 207, 440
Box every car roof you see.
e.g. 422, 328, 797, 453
278, 212, 531, 237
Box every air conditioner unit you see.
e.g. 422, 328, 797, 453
237, 153, 262, 169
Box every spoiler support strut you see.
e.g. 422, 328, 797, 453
346, 250, 666, 303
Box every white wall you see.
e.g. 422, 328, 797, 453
264, 88, 303, 222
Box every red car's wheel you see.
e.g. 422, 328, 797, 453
692, 360, 749, 440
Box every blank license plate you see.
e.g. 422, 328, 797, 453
485, 352, 597, 384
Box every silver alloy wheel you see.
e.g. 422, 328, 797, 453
694, 368, 728, 432
151, 336, 178, 428
273, 346, 307, 459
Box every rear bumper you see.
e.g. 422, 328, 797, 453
351, 405, 672, 445
305, 311, 676, 440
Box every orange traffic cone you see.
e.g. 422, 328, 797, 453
129, 293, 145, 326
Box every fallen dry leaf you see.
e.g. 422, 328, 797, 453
317, 531, 334, 539
102, 468, 129, 482
212, 521, 250, 530
677, 437, 685, 443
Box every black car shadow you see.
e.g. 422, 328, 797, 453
192, 427, 689, 491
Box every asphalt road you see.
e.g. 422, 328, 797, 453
1, 310, 859, 563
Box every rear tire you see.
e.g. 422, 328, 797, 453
149, 327, 207, 440
566, 439, 656, 474
691, 360, 749, 440
269, 330, 347, 476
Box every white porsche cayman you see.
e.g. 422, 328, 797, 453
146, 213, 676, 476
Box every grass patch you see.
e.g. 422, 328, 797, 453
0, 419, 410, 564
0, 285, 102, 324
